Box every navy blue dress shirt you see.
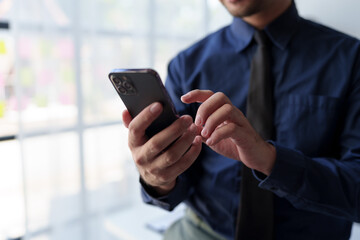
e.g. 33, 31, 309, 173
141, 2, 360, 239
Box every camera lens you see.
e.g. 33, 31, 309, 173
113, 77, 121, 84
118, 86, 127, 95
123, 81, 134, 90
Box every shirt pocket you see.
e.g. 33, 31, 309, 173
275, 94, 344, 156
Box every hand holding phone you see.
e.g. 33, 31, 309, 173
109, 68, 179, 138
110, 68, 203, 196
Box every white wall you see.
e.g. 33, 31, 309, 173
295, 0, 360, 38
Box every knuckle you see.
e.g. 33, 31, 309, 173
128, 122, 141, 137
229, 123, 237, 131
214, 91, 225, 99
223, 104, 235, 119
162, 152, 175, 166
228, 122, 237, 132
148, 167, 158, 176
148, 139, 163, 155
133, 154, 145, 166
223, 103, 233, 113
216, 91, 230, 102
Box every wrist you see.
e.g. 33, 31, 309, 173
257, 142, 276, 176
153, 181, 176, 196
140, 177, 176, 197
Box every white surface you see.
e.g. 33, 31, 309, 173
104, 199, 185, 240
145, 207, 185, 234
295, 0, 360, 39
351, 223, 360, 240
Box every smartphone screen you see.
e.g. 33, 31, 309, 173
109, 68, 179, 138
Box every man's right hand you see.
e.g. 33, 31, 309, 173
122, 102, 202, 196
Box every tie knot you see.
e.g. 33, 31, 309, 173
253, 30, 269, 46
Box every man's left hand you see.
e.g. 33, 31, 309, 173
181, 89, 276, 176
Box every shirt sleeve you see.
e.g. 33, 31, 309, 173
140, 174, 194, 211
255, 51, 360, 222
140, 54, 196, 211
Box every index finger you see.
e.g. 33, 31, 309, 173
182, 90, 232, 127
181, 89, 214, 104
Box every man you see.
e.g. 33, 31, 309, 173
122, 0, 360, 239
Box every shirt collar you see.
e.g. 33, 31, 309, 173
230, 1, 300, 52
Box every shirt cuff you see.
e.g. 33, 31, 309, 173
140, 175, 191, 211
253, 141, 307, 198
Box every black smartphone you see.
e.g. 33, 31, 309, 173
108, 68, 179, 138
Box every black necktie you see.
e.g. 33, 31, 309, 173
235, 30, 274, 240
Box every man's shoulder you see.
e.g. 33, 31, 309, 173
174, 25, 231, 63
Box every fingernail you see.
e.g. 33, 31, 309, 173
182, 92, 190, 98
193, 136, 202, 145
150, 103, 162, 114
201, 128, 208, 137
206, 138, 213, 146
195, 116, 202, 126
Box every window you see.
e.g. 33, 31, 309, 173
3, 1, 358, 240
0, 0, 230, 239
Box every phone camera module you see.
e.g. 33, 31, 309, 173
121, 76, 136, 95
115, 75, 137, 95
